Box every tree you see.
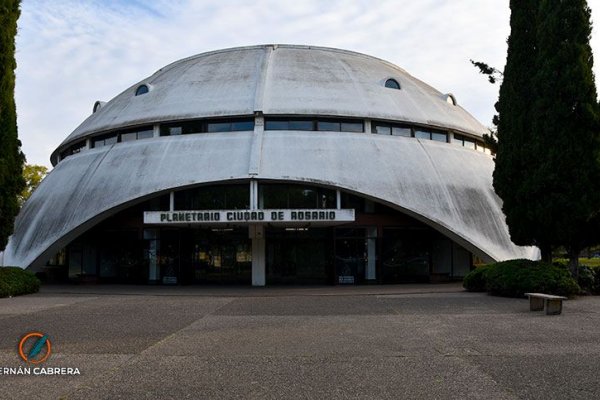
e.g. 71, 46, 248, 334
494, 0, 600, 276
494, 0, 542, 256
0, 0, 26, 251
470, 60, 502, 155
19, 164, 48, 206
530, 0, 600, 276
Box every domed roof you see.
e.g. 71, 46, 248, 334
57, 44, 487, 152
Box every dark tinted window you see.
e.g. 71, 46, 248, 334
288, 120, 313, 130
92, 134, 118, 148
265, 120, 289, 130
392, 126, 411, 137
372, 122, 412, 137
137, 129, 154, 139
414, 130, 431, 140
317, 121, 341, 131
341, 121, 364, 132
374, 124, 391, 135
207, 122, 231, 133
431, 131, 447, 142
120, 132, 137, 142
231, 120, 254, 131
175, 185, 249, 210
60, 141, 87, 160
161, 119, 253, 136
260, 184, 336, 209
265, 118, 361, 132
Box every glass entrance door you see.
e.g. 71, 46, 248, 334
334, 228, 367, 285
381, 228, 431, 283
266, 228, 333, 285
180, 228, 251, 284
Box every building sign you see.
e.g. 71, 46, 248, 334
144, 209, 355, 225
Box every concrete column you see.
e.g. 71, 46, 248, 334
248, 114, 264, 176
153, 124, 160, 138
336, 190, 341, 209
169, 192, 175, 211
250, 180, 258, 209
250, 225, 266, 286
86, 138, 92, 150
364, 119, 372, 134
366, 226, 377, 280
148, 239, 159, 283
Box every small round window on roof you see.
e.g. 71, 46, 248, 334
92, 100, 106, 113
445, 94, 457, 106
135, 84, 149, 96
384, 78, 400, 90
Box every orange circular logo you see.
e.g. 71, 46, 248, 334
18, 332, 52, 364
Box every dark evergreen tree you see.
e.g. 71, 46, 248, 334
494, 0, 600, 272
493, 0, 543, 256
0, 0, 26, 251
530, 0, 600, 275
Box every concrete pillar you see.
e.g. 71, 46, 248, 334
336, 190, 341, 209
153, 123, 160, 138
366, 226, 377, 280
250, 180, 258, 210
169, 192, 175, 211
250, 225, 265, 286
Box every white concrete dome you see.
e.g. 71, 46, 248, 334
5, 45, 536, 276
53, 44, 486, 164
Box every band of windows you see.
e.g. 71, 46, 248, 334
160, 118, 255, 136
92, 127, 154, 149
453, 133, 490, 154
58, 116, 489, 161
265, 118, 364, 133
371, 121, 448, 143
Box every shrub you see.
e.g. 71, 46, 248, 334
578, 265, 600, 295
463, 265, 489, 292
463, 259, 580, 298
0, 267, 41, 298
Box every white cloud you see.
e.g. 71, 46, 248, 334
14, 0, 600, 167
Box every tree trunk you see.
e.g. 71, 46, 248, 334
540, 244, 553, 263
567, 247, 580, 280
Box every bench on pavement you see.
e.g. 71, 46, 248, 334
524, 293, 567, 315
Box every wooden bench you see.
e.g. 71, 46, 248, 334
524, 293, 567, 315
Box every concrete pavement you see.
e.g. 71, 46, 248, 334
0, 284, 598, 399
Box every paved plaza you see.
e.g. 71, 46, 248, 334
0, 283, 599, 399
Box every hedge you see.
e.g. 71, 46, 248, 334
463, 259, 580, 298
0, 267, 41, 297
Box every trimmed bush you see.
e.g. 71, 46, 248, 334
578, 265, 600, 295
462, 265, 489, 292
0, 267, 41, 298
463, 259, 579, 298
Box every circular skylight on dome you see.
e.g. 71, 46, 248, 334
384, 78, 400, 90
135, 84, 150, 96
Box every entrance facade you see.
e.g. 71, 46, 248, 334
56, 182, 475, 286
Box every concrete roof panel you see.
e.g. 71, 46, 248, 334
4, 133, 535, 270
55, 45, 487, 159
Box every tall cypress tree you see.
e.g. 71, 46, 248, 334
531, 0, 600, 274
495, 0, 600, 271
0, 0, 26, 251
494, 0, 543, 256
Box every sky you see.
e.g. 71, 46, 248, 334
14, 0, 600, 168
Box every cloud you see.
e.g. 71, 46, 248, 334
15, 0, 600, 167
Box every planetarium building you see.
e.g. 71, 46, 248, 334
4, 45, 535, 285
